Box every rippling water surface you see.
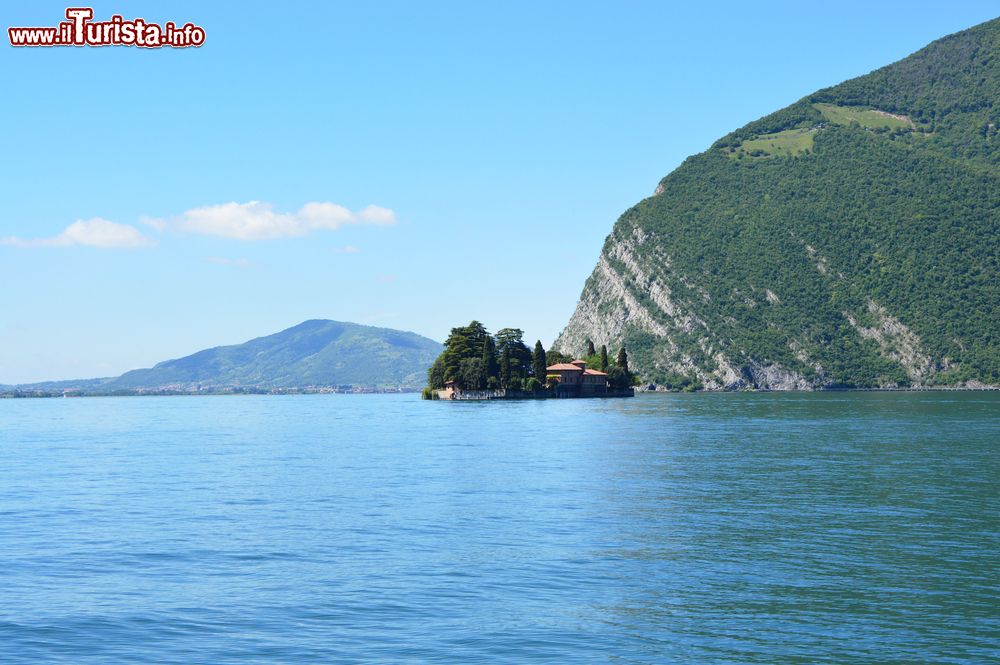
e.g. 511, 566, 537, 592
1, 392, 998, 662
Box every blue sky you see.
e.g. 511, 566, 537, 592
2, 1, 997, 383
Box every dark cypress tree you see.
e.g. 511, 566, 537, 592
481, 336, 499, 388
599, 345, 609, 372
608, 347, 633, 390
585, 339, 596, 357
499, 353, 511, 389
532, 340, 547, 380
616, 346, 629, 374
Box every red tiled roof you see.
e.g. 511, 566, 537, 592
547, 363, 583, 371
582, 369, 608, 376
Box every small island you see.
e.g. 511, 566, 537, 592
423, 321, 635, 400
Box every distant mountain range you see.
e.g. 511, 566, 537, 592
6, 320, 442, 394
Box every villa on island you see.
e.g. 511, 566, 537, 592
438, 358, 625, 400
427, 322, 635, 401
545, 359, 609, 397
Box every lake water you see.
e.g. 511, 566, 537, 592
1, 392, 998, 663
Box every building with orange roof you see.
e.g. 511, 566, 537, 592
545, 359, 609, 397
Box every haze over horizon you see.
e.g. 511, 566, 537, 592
3, 1, 998, 384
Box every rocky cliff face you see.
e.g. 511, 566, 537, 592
554, 227, 944, 390
553, 17, 1000, 390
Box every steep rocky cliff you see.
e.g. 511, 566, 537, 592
555, 18, 1000, 390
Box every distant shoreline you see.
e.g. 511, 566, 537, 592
4, 386, 999, 399
0, 387, 423, 399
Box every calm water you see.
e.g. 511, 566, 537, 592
1, 392, 998, 663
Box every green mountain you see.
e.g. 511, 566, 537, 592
13, 320, 442, 393
555, 18, 1000, 390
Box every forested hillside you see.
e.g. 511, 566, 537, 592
555, 17, 1000, 389
10, 320, 442, 393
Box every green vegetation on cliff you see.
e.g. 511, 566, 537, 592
557, 17, 1000, 389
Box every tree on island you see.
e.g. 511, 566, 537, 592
481, 335, 498, 387
496, 328, 531, 388
427, 321, 534, 391
585, 339, 596, 357
428, 354, 446, 390
544, 348, 573, 366
616, 346, 629, 374
532, 340, 547, 384
425, 321, 638, 396
442, 320, 490, 383
458, 357, 485, 390
498, 352, 510, 389
607, 346, 635, 389
427, 320, 490, 390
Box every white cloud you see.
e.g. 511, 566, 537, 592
139, 217, 168, 231
154, 200, 397, 240
333, 245, 361, 254
0, 218, 155, 249
357, 205, 396, 226
1, 200, 395, 249
298, 202, 355, 229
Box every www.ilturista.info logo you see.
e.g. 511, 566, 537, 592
8, 7, 205, 48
